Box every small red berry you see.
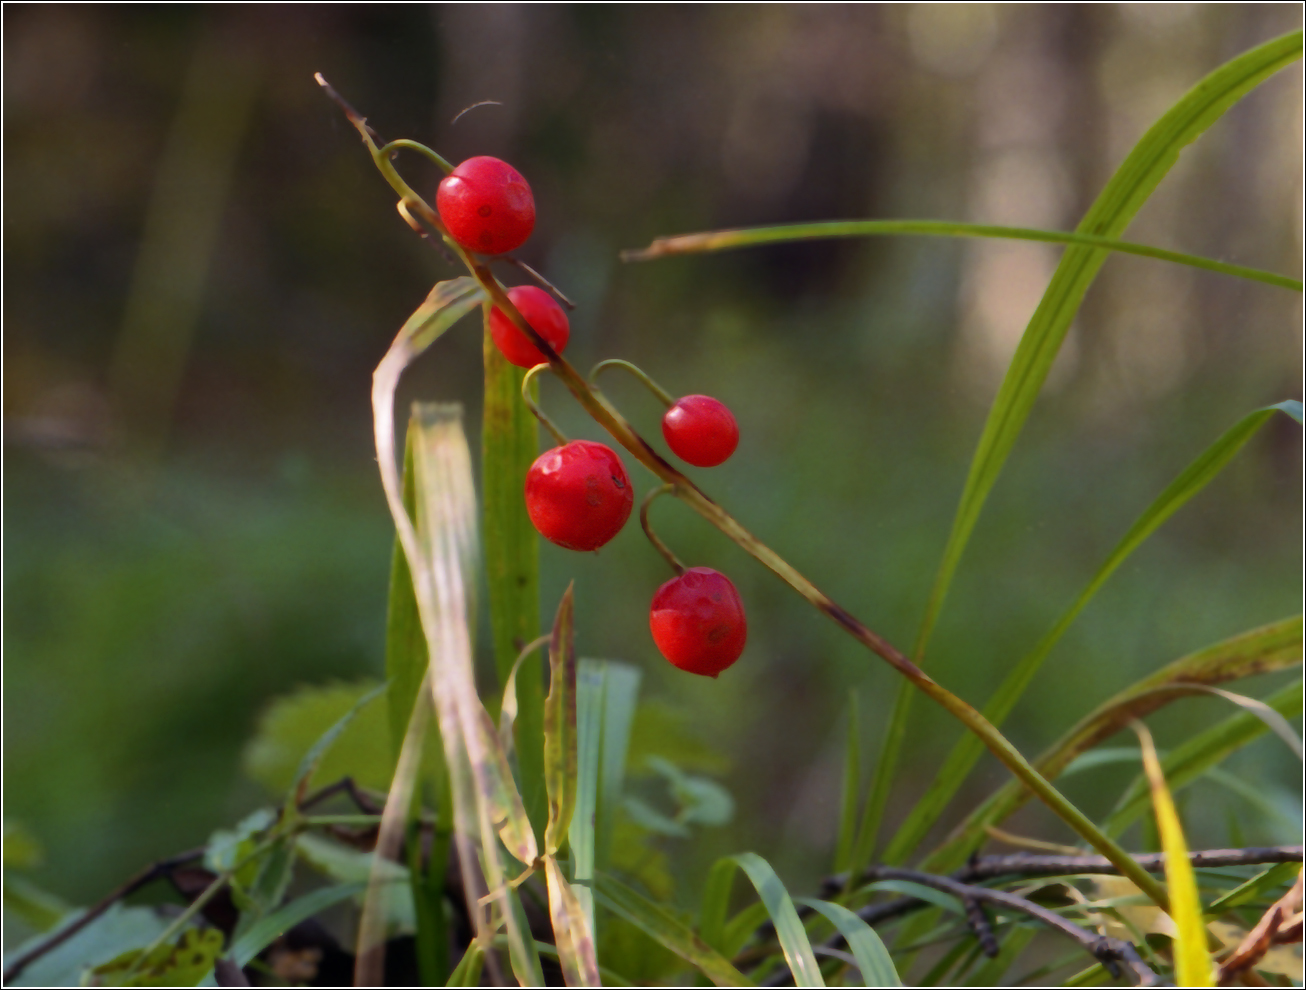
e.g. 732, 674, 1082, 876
662, 395, 739, 467
649, 567, 747, 677
489, 286, 570, 368
436, 156, 535, 255
525, 441, 633, 551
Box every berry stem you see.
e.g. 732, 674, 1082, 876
521, 364, 568, 447
589, 359, 676, 407
499, 257, 577, 310
378, 139, 455, 175
639, 484, 686, 576
327, 80, 1170, 913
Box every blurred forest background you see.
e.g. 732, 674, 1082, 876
4, 2, 1302, 949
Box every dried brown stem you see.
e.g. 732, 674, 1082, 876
1217, 868, 1304, 985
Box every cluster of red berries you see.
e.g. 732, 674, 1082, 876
437, 156, 747, 678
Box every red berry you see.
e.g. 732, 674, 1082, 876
662, 395, 739, 467
649, 567, 747, 677
489, 286, 570, 368
436, 156, 535, 255
525, 441, 633, 551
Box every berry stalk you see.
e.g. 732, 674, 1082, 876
321, 76, 1170, 913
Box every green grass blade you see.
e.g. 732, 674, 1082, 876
573, 660, 605, 930
834, 696, 861, 874
597, 663, 641, 872
482, 308, 545, 841
592, 873, 753, 986
963, 926, 1036, 987
227, 881, 365, 967
290, 683, 386, 807
1134, 723, 1213, 987
797, 898, 902, 987
922, 620, 1301, 874
858, 30, 1302, 872
882, 401, 1299, 865
1104, 678, 1303, 838
1207, 862, 1300, 914
544, 585, 578, 856
728, 853, 824, 987
625, 220, 1300, 292
721, 903, 770, 958
699, 857, 740, 953
445, 945, 485, 987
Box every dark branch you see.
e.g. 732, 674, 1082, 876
963, 894, 999, 958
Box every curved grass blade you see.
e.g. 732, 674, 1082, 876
1208, 862, 1301, 915
1134, 722, 1213, 987
1104, 679, 1303, 838
624, 220, 1300, 292
483, 314, 545, 838
797, 898, 902, 987
728, 853, 824, 987
882, 401, 1301, 865
592, 872, 753, 986
922, 618, 1302, 873
544, 585, 578, 856
386, 424, 427, 758
857, 30, 1303, 872
445, 944, 485, 987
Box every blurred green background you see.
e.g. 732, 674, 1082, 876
4, 2, 1301, 935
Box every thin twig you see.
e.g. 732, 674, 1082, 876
499, 256, 576, 309
1, 847, 205, 984
963, 894, 999, 957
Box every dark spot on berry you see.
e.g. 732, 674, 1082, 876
707, 624, 729, 644
477, 205, 492, 217
585, 475, 602, 507
611, 474, 625, 489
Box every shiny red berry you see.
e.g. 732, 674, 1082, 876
662, 395, 739, 467
525, 441, 633, 551
649, 567, 747, 677
488, 286, 570, 368
436, 156, 535, 255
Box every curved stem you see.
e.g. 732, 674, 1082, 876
521, 364, 568, 446
590, 359, 676, 407
378, 139, 455, 175
326, 80, 1173, 916
640, 484, 686, 575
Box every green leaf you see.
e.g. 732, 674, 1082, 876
544, 585, 578, 856
591, 872, 753, 986
625, 220, 1301, 292
231, 836, 295, 938
882, 401, 1301, 866
797, 898, 902, 987
860, 30, 1303, 873
596, 663, 643, 870
5, 905, 170, 988
293, 833, 414, 933
226, 881, 365, 967
1104, 679, 1304, 837
834, 697, 861, 874
482, 308, 544, 838
647, 756, 735, 827
1207, 862, 1301, 915
204, 808, 276, 905
863, 880, 965, 916
708, 853, 824, 987
90, 928, 223, 987
923, 618, 1302, 874
286, 682, 388, 805
1134, 724, 1213, 987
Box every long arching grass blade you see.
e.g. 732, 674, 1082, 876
624, 220, 1300, 292
857, 30, 1302, 871
714, 854, 824, 987
1104, 679, 1304, 838
1134, 722, 1214, 987
544, 585, 578, 856
924, 623, 1301, 873
796, 898, 901, 987
882, 401, 1301, 865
